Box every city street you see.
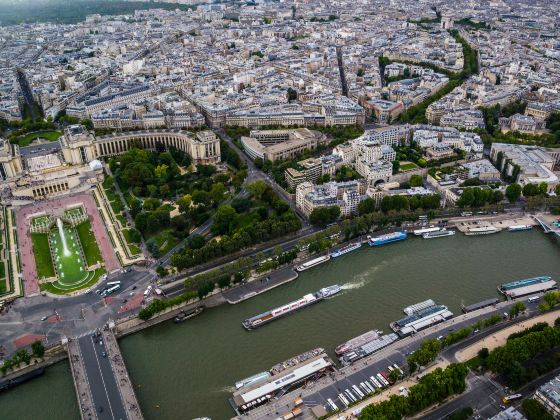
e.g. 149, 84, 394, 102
0, 268, 153, 353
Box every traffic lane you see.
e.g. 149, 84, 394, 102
421, 375, 503, 420
91, 336, 128, 420
79, 336, 114, 420
79, 336, 127, 420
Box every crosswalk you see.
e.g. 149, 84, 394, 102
74, 329, 99, 339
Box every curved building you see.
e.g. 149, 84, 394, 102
60, 125, 220, 166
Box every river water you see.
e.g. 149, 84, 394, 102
2, 230, 560, 420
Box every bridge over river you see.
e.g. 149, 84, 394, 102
533, 215, 560, 236
67, 326, 143, 420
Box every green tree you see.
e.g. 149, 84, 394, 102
217, 274, 231, 289
177, 194, 192, 213
31, 340, 45, 358
509, 301, 526, 319
490, 190, 504, 204
309, 206, 340, 227
358, 197, 376, 215
287, 87, 297, 101
409, 174, 423, 187
388, 369, 401, 383
16, 349, 31, 366
506, 183, 522, 202
392, 160, 400, 174
145, 238, 160, 257
247, 180, 268, 199
522, 183, 540, 197
156, 265, 167, 277
457, 188, 474, 207
210, 182, 227, 203
154, 163, 169, 179
212, 205, 237, 235
522, 399, 554, 420
407, 339, 441, 373
197, 280, 215, 300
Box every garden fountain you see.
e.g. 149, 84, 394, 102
56, 218, 71, 257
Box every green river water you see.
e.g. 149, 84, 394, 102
1, 230, 560, 419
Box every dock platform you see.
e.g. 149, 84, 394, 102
223, 267, 298, 304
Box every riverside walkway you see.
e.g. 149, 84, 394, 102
68, 327, 143, 420
67, 338, 97, 420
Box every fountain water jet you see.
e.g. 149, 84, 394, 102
56, 218, 71, 257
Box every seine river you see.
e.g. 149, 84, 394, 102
1, 230, 560, 419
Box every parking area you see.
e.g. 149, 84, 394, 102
303, 354, 407, 414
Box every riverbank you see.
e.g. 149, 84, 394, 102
455, 309, 560, 362
3, 226, 560, 419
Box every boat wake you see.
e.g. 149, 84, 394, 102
219, 385, 237, 393
340, 263, 383, 291
341, 279, 367, 290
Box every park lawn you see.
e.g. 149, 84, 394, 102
122, 189, 135, 206
236, 212, 260, 230
31, 233, 55, 279
103, 186, 118, 202
109, 199, 124, 215
0, 261, 6, 293
75, 221, 102, 266
116, 214, 128, 227
40, 268, 106, 295
400, 162, 418, 171
128, 244, 141, 255
31, 215, 50, 229
123, 229, 141, 256
12, 130, 62, 147
123, 228, 140, 244
151, 229, 180, 255
64, 207, 84, 218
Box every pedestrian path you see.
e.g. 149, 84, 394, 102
67, 338, 97, 420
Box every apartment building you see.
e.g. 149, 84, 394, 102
241, 128, 327, 161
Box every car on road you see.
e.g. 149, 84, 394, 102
99, 340, 103, 346
40, 316, 48, 321
101, 352, 107, 357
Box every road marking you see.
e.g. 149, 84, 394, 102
89, 336, 116, 419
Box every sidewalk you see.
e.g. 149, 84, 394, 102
3, 206, 23, 300
101, 328, 143, 420
67, 339, 96, 420
455, 309, 560, 362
